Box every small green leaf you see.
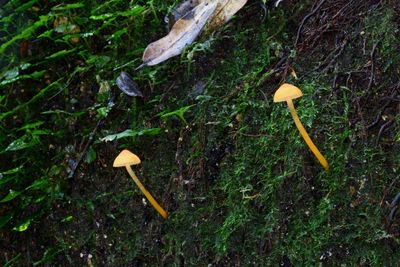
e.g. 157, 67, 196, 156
85, 147, 97, 164
34, 195, 46, 203
0, 70, 46, 86
52, 3, 85, 10
13, 219, 31, 232
0, 166, 23, 186
0, 190, 22, 203
33, 247, 63, 266
31, 129, 51, 135
48, 165, 62, 176
86, 55, 110, 69
46, 48, 77, 60
18, 121, 44, 131
3, 253, 21, 267
1, 68, 19, 80
41, 109, 86, 117
107, 28, 127, 42
26, 178, 49, 191
159, 105, 195, 124
89, 13, 113, 20
5, 138, 28, 151
0, 79, 62, 121
0, 15, 50, 54
38, 29, 54, 39
100, 128, 161, 142
0, 176, 16, 186
15, 0, 37, 12
61, 215, 74, 223
96, 107, 109, 117
90, 6, 144, 21
1, 166, 23, 175
5, 136, 39, 151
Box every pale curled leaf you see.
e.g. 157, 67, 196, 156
142, 1, 218, 66
207, 0, 248, 30
168, 0, 248, 29
166, 0, 202, 29
116, 72, 143, 97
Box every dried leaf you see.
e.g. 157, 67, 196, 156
207, 0, 248, 30
142, 1, 218, 66
168, 0, 247, 29
142, 0, 248, 66
166, 0, 202, 29
116, 72, 143, 97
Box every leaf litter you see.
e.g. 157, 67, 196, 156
142, 0, 248, 66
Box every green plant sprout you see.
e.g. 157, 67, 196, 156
159, 104, 195, 125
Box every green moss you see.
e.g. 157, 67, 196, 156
1, 1, 399, 266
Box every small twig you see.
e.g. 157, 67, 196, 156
380, 178, 399, 207
367, 42, 379, 91
258, 88, 268, 102
375, 119, 394, 146
362, 37, 367, 55
345, 72, 352, 88
68, 96, 114, 179
355, 97, 367, 139
175, 128, 186, 186
68, 117, 105, 179
367, 113, 381, 129
331, 0, 354, 20
234, 131, 268, 138
367, 87, 398, 129
294, 0, 327, 47
332, 74, 338, 90
320, 39, 348, 73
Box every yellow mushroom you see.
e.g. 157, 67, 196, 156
274, 83, 330, 171
113, 150, 168, 219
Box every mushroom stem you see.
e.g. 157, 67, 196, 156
125, 165, 168, 219
286, 99, 330, 171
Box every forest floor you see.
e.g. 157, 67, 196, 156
0, 0, 399, 266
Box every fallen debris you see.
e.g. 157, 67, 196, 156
142, 0, 248, 66
116, 72, 143, 97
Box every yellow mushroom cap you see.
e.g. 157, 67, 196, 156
113, 150, 141, 167
273, 83, 303, 103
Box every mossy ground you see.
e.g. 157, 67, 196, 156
0, 0, 399, 266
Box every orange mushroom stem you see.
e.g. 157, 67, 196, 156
274, 83, 330, 171
113, 150, 168, 219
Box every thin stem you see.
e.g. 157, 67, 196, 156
126, 165, 168, 219
287, 99, 330, 171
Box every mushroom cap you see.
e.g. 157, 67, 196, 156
113, 149, 141, 167
273, 83, 303, 102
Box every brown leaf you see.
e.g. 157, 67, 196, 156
142, 0, 248, 66
168, 0, 248, 31
207, 0, 248, 30
166, 0, 203, 29
142, 1, 218, 66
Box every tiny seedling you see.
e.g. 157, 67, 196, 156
113, 150, 168, 219
274, 83, 330, 171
